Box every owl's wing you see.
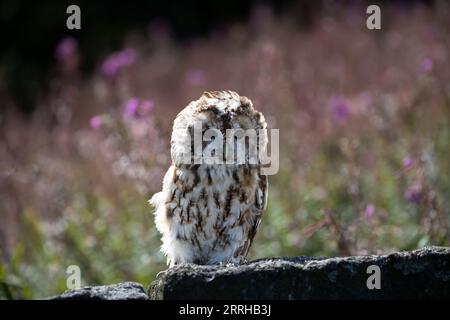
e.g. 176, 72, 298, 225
240, 172, 268, 258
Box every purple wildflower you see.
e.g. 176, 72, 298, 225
403, 156, 413, 168
123, 97, 140, 118
329, 96, 350, 122
101, 48, 137, 77
90, 115, 103, 129
139, 100, 155, 115
122, 98, 154, 119
404, 183, 423, 204
186, 68, 206, 86
364, 204, 375, 219
116, 48, 137, 66
101, 59, 118, 77
55, 37, 78, 61
421, 58, 433, 72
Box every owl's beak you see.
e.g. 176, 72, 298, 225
221, 112, 233, 131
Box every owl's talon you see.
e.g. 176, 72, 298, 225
234, 256, 248, 265
155, 270, 168, 278
224, 256, 248, 267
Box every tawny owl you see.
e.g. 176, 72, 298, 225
150, 90, 268, 267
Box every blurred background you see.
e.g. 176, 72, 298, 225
1, 0, 449, 298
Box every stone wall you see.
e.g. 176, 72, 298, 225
52, 246, 450, 300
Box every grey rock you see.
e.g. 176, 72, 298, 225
49, 246, 450, 300
148, 246, 450, 299
50, 282, 148, 300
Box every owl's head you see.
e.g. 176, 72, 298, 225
171, 91, 267, 166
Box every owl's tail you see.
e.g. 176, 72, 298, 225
150, 193, 174, 266
149, 191, 171, 247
